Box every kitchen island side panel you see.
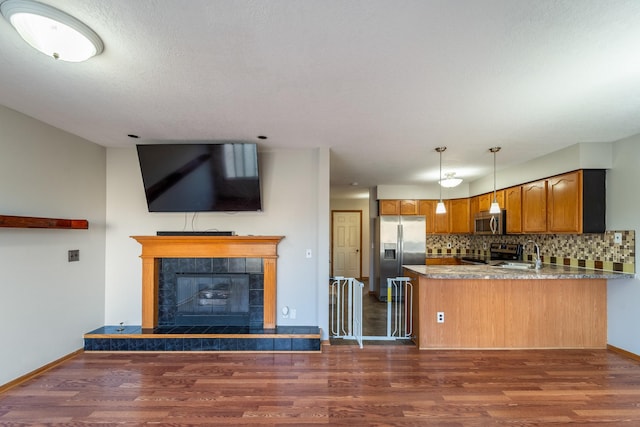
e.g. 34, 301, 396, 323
413, 275, 607, 349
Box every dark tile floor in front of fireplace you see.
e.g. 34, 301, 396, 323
84, 325, 321, 352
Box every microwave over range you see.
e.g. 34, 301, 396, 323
474, 210, 506, 235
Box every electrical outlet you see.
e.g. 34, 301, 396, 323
483, 242, 487, 250
306, 249, 312, 258
446, 242, 452, 249
68, 249, 79, 262
436, 311, 445, 323
614, 232, 622, 245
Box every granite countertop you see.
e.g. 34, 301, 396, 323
404, 264, 633, 280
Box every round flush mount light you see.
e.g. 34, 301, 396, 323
1, 0, 104, 62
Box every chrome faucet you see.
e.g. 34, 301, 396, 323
527, 240, 542, 270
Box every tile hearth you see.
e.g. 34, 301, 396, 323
84, 325, 321, 352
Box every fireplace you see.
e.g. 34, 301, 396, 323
158, 257, 263, 328
132, 235, 284, 331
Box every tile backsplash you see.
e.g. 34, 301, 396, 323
426, 230, 635, 274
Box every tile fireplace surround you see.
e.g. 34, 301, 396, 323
84, 235, 321, 352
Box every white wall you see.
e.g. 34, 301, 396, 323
606, 135, 640, 355
469, 142, 613, 196
377, 142, 614, 200
0, 106, 106, 386
105, 146, 331, 337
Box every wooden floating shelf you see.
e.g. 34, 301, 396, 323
0, 215, 88, 229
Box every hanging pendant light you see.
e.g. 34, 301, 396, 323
489, 147, 501, 214
435, 147, 447, 214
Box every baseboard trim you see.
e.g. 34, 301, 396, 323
607, 344, 640, 362
0, 348, 84, 394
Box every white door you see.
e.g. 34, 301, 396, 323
332, 211, 361, 278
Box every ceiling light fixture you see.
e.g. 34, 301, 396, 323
489, 147, 502, 214
439, 172, 463, 188
1, 0, 103, 62
435, 147, 447, 214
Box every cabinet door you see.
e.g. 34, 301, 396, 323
434, 200, 450, 233
522, 180, 547, 233
478, 193, 492, 212
379, 200, 400, 215
478, 191, 504, 212
419, 200, 436, 234
547, 171, 582, 233
400, 200, 419, 215
470, 195, 479, 214
505, 186, 522, 234
449, 198, 471, 233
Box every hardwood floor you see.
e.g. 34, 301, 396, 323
2, 346, 640, 425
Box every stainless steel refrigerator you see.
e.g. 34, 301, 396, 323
373, 215, 426, 301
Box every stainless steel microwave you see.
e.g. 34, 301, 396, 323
474, 211, 506, 235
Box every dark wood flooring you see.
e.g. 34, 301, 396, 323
2, 346, 640, 425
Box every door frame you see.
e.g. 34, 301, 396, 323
330, 210, 363, 279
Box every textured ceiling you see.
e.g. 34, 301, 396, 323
2, 0, 640, 198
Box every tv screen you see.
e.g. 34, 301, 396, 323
136, 143, 262, 212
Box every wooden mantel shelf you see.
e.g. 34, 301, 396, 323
0, 215, 88, 229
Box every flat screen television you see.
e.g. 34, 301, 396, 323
136, 143, 262, 212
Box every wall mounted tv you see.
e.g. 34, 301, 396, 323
136, 143, 262, 212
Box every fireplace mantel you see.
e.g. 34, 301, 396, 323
131, 235, 284, 331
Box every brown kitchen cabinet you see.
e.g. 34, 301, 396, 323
449, 198, 471, 233
420, 199, 449, 234
522, 179, 547, 233
477, 191, 504, 212
400, 199, 419, 215
379, 200, 400, 215
419, 200, 436, 234
381, 169, 604, 235
433, 200, 450, 234
504, 186, 522, 234
547, 171, 581, 233
419, 199, 467, 234
379, 199, 418, 215
547, 170, 605, 233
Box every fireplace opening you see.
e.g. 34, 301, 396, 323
175, 273, 250, 326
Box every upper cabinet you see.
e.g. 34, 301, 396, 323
377, 169, 605, 235
419, 200, 436, 234
504, 186, 522, 234
379, 200, 401, 215
521, 170, 605, 234
547, 172, 581, 233
400, 199, 419, 215
379, 199, 418, 215
477, 191, 504, 212
449, 198, 471, 234
522, 179, 548, 233
547, 170, 605, 233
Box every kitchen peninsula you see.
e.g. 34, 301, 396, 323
403, 264, 631, 350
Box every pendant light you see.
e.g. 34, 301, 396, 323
489, 147, 501, 214
435, 147, 447, 214
1, 0, 104, 62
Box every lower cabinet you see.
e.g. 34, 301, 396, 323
410, 276, 607, 349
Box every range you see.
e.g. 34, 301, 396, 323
461, 243, 523, 265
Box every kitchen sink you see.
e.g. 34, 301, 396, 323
492, 261, 536, 270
